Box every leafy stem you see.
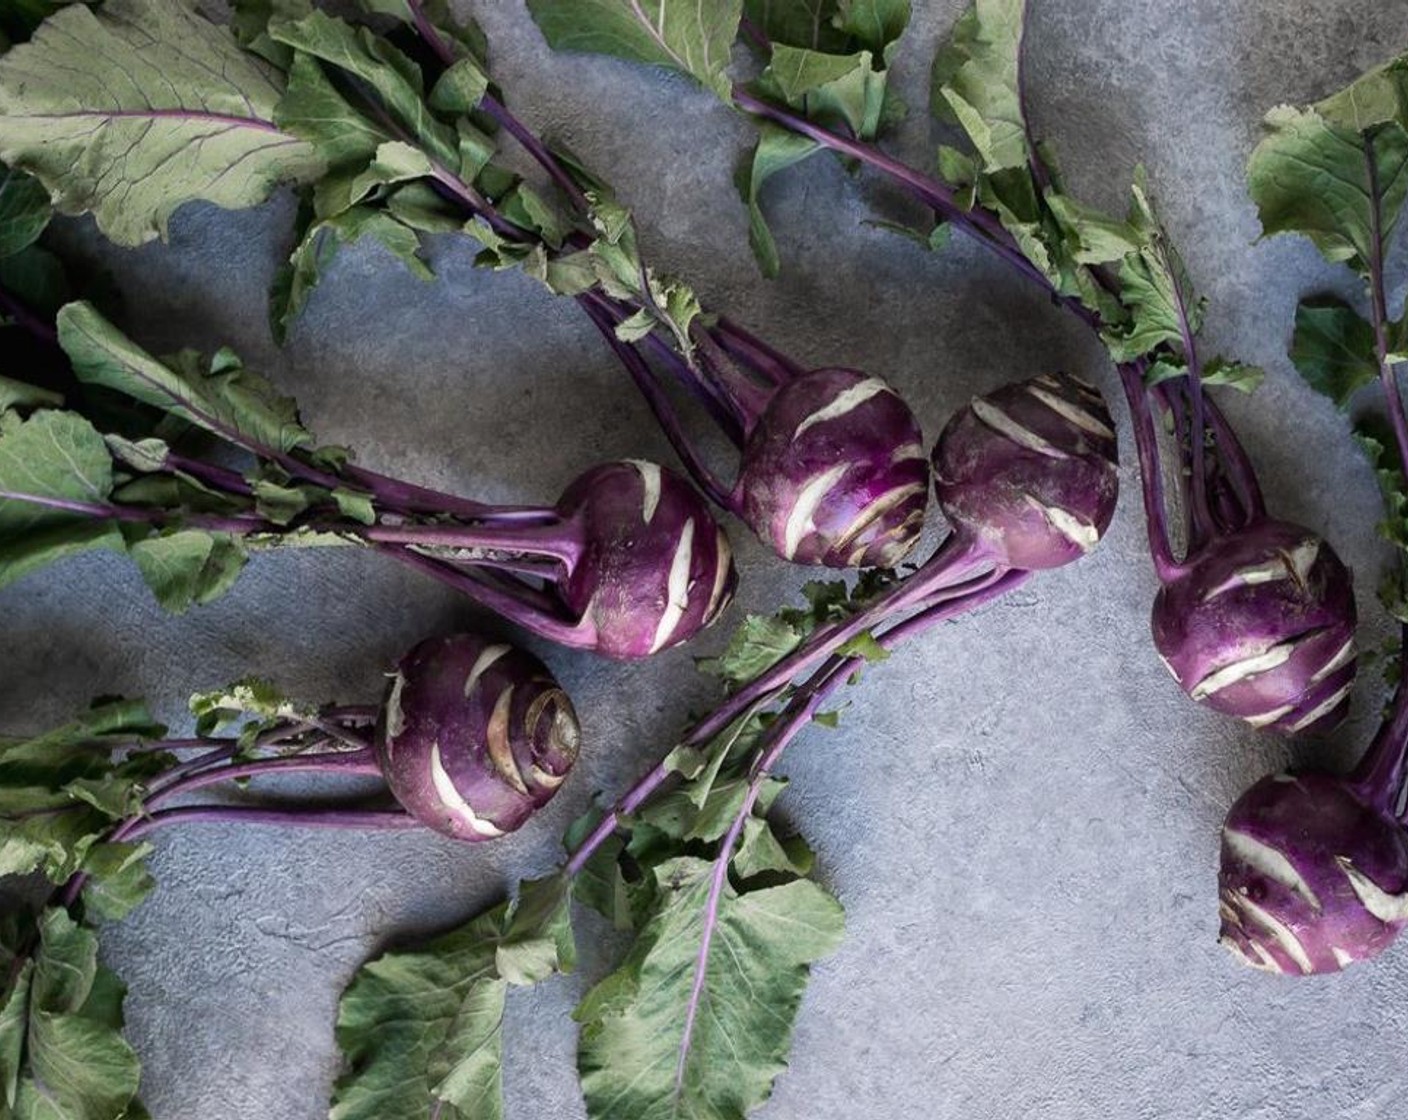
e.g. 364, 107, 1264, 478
1365, 138, 1408, 481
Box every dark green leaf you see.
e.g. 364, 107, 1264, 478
1290, 296, 1379, 407
0, 243, 68, 317
0, 164, 48, 259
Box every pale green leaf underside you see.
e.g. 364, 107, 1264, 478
0, 0, 322, 245
576, 858, 844, 1120
526, 0, 744, 100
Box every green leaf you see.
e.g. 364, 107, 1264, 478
429, 58, 491, 116
57, 302, 314, 456
356, 0, 490, 63
0, 376, 60, 414
77, 842, 157, 922
330, 877, 574, 1120
1289, 296, 1379, 408
0, 0, 322, 246
270, 10, 458, 168
733, 816, 814, 879
0, 409, 125, 591
128, 530, 248, 613
698, 614, 803, 685
744, 0, 849, 53
272, 204, 431, 336
736, 125, 819, 277
1248, 104, 1408, 273
16, 912, 142, 1120
930, 0, 1028, 172
1199, 358, 1264, 394
575, 858, 844, 1120
189, 678, 314, 738
526, 0, 744, 101
0, 164, 48, 259
0, 243, 68, 316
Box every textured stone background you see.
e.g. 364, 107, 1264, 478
5, 1, 1408, 1116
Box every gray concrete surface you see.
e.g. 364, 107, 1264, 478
5, 1, 1408, 1116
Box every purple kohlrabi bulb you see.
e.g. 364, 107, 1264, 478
1152, 521, 1357, 735
932, 372, 1120, 570
377, 633, 581, 841
1219, 772, 1408, 974
736, 367, 929, 568
558, 460, 736, 660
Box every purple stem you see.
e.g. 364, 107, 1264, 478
1349, 626, 1408, 814
1364, 144, 1408, 487
577, 294, 739, 510
380, 545, 588, 649
0, 489, 266, 535
141, 747, 382, 804
341, 462, 557, 524
672, 565, 1031, 1082
708, 318, 804, 384
115, 805, 420, 844
1166, 246, 1215, 542
356, 519, 580, 567
580, 288, 747, 441
1116, 363, 1183, 582
564, 539, 1008, 878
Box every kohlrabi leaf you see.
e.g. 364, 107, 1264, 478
1290, 296, 1380, 408
834, 0, 911, 55
575, 857, 844, 1120
0, 408, 125, 591
356, 0, 490, 64
269, 9, 459, 168
930, 0, 1027, 172
272, 202, 431, 340
526, 0, 744, 101
0, 0, 322, 245
0, 243, 68, 317
743, 0, 850, 53
189, 678, 316, 739
56, 302, 314, 456
2, 908, 144, 1120
330, 876, 574, 1120
128, 531, 249, 614
0, 164, 49, 259
697, 613, 805, 684
0, 698, 169, 892
1248, 101, 1408, 274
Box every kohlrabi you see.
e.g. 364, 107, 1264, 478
525, 0, 1360, 736
327, 364, 1123, 1120
0, 298, 735, 659
1215, 51, 1408, 975
0, 0, 932, 570
0, 629, 580, 1116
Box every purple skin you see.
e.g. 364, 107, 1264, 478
733, 368, 930, 568
1152, 521, 1357, 735
932, 372, 1120, 571
376, 633, 581, 841
556, 461, 737, 659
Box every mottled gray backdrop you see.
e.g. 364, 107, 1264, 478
5, 1, 1408, 1117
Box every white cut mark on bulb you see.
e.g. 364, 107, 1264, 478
1023, 495, 1099, 551
1223, 829, 1322, 911
833, 483, 928, 553
1244, 704, 1294, 729
703, 526, 734, 621
463, 644, 511, 698
971, 399, 1069, 459
1191, 642, 1295, 699
383, 672, 407, 758
1026, 384, 1115, 438
1286, 682, 1353, 733
430, 742, 505, 838
793, 378, 892, 438
889, 441, 927, 463
628, 459, 662, 523
783, 464, 849, 559
1227, 892, 1313, 973
486, 686, 528, 795
1200, 540, 1320, 602
650, 518, 695, 653
1331, 947, 1355, 969
1310, 637, 1355, 684
1337, 857, 1408, 924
